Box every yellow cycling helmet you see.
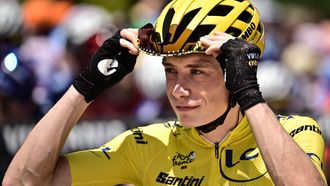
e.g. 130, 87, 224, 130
138, 0, 265, 56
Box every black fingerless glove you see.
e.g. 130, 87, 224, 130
72, 31, 137, 103
218, 38, 265, 111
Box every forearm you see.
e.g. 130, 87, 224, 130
3, 86, 89, 185
245, 103, 326, 185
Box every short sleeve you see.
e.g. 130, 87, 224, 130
282, 115, 327, 182
65, 130, 140, 186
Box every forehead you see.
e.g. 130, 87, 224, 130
162, 54, 218, 68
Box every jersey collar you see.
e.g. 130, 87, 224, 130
189, 116, 251, 147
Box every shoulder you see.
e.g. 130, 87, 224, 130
277, 115, 323, 138
277, 115, 326, 181
104, 120, 181, 147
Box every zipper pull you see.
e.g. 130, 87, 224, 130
215, 142, 219, 159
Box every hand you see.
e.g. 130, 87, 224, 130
200, 32, 234, 71
72, 29, 139, 103
218, 38, 265, 111
200, 33, 265, 111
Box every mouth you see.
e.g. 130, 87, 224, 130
175, 105, 200, 112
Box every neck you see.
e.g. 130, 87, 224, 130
199, 105, 242, 143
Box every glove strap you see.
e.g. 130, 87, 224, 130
72, 72, 101, 103
236, 88, 265, 111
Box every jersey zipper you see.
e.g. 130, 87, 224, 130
215, 142, 220, 159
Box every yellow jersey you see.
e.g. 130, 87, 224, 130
65, 115, 326, 185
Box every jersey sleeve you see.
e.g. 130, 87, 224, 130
281, 115, 327, 182
65, 130, 141, 186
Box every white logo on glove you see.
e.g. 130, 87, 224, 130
97, 59, 118, 76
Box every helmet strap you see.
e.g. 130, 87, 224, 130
196, 94, 236, 133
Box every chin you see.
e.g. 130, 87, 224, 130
178, 116, 210, 129
177, 110, 224, 128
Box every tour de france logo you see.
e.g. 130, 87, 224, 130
172, 151, 196, 169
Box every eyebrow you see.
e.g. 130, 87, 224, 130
186, 63, 209, 68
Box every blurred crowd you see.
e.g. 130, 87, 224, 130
0, 0, 173, 125
0, 0, 330, 182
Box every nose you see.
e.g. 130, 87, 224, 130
172, 83, 190, 99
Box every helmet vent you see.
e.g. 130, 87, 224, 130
208, 5, 234, 16
257, 23, 263, 33
173, 8, 201, 42
235, 0, 245, 2
163, 7, 175, 41
225, 27, 242, 37
248, 4, 254, 10
237, 11, 252, 23
186, 25, 216, 44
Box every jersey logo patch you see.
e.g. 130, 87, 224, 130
156, 172, 204, 186
220, 148, 268, 182
307, 153, 323, 169
225, 148, 258, 167
102, 147, 111, 159
131, 128, 148, 144
97, 58, 118, 76
289, 124, 322, 138
172, 151, 196, 169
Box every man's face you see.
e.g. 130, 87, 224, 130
163, 53, 229, 128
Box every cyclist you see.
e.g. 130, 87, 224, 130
3, 0, 327, 185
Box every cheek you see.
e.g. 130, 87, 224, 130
165, 80, 176, 104
165, 80, 174, 95
203, 80, 228, 104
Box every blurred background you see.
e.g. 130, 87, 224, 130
0, 0, 330, 184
